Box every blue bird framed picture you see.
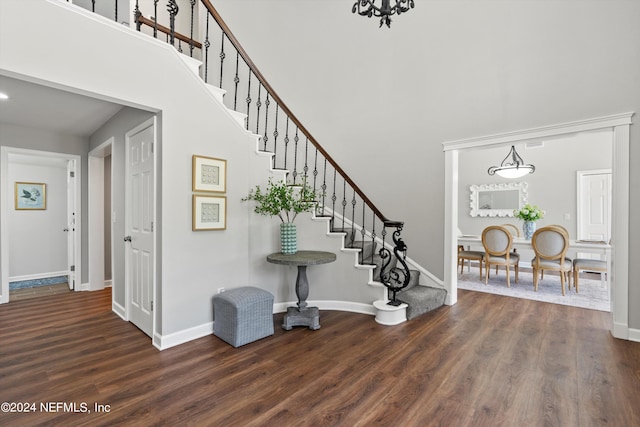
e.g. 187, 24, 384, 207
15, 182, 46, 210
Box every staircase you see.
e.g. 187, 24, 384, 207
112, 0, 448, 321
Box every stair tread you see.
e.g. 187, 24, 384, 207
395, 286, 447, 321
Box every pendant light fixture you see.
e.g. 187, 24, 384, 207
352, 0, 415, 28
487, 145, 535, 178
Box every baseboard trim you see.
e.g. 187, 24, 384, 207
150, 301, 376, 350
612, 321, 629, 340
153, 322, 214, 351
274, 300, 376, 316
112, 301, 126, 320
628, 327, 640, 343
8, 271, 68, 283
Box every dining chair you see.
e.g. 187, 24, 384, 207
481, 225, 519, 287
531, 225, 572, 295
572, 258, 607, 292
501, 223, 521, 238
498, 223, 521, 273
539, 224, 570, 281
458, 245, 485, 279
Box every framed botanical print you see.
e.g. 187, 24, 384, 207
193, 195, 226, 231
192, 155, 226, 193
15, 182, 47, 210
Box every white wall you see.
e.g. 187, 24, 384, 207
7, 161, 67, 278
458, 130, 612, 237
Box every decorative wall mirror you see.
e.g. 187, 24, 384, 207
470, 182, 528, 217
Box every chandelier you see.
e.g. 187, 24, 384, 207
487, 145, 535, 178
352, 0, 415, 28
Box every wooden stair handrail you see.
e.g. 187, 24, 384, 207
200, 0, 389, 223
136, 14, 202, 50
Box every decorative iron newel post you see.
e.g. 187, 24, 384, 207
167, 0, 179, 46
379, 221, 411, 306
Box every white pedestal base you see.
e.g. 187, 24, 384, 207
373, 300, 407, 325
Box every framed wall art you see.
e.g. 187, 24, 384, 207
15, 182, 47, 210
192, 155, 226, 193
192, 195, 227, 231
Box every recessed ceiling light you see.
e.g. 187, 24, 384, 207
0, 92, 9, 100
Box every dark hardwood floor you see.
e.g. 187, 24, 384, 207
1, 288, 639, 426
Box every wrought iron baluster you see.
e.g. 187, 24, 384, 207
91, 0, 95, 12
272, 104, 279, 169
219, 31, 226, 88
359, 202, 365, 249
303, 137, 309, 182
255, 84, 262, 135
283, 118, 290, 172
263, 93, 270, 152
331, 169, 337, 222
153, 0, 159, 38
167, 0, 178, 46
245, 73, 252, 130
292, 129, 299, 185
233, 52, 240, 110
321, 159, 328, 225
189, 0, 196, 56
134, 1, 142, 31
351, 190, 357, 246
204, 13, 210, 83
369, 212, 376, 264
341, 180, 347, 232
114, 0, 117, 22
313, 148, 319, 200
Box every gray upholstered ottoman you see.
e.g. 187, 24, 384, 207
213, 286, 274, 347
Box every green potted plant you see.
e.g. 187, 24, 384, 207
243, 178, 318, 254
513, 203, 545, 239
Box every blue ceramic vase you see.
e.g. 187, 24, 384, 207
523, 221, 536, 240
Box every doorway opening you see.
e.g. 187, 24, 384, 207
0, 147, 82, 303
443, 112, 633, 339
88, 138, 114, 293
455, 131, 613, 311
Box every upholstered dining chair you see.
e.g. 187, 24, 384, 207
481, 225, 519, 287
458, 245, 485, 278
501, 223, 521, 238
531, 225, 572, 296
539, 224, 570, 281
572, 258, 607, 293
497, 223, 521, 273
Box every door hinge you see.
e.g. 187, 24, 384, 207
70, 265, 75, 272
151, 301, 154, 311
151, 221, 154, 232
69, 171, 75, 178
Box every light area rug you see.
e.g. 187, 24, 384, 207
457, 269, 610, 312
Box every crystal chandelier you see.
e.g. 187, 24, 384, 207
352, 0, 415, 28
487, 145, 536, 178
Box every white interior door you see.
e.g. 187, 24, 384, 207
577, 170, 611, 259
125, 121, 155, 337
66, 159, 76, 290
